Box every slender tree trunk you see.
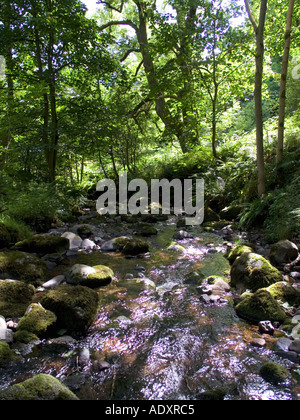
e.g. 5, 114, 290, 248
244, 0, 268, 197
1, 48, 14, 165
276, 0, 295, 165
0, 5, 15, 166
33, 23, 50, 174
47, 0, 59, 184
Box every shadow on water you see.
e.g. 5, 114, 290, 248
1, 218, 298, 400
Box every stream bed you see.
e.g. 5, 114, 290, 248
1, 216, 299, 400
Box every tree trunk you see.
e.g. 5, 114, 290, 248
135, 1, 189, 153
47, 0, 59, 184
0, 4, 15, 166
244, 0, 268, 197
33, 23, 50, 176
276, 0, 295, 165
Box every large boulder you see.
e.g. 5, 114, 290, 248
235, 289, 286, 324
0, 280, 35, 317
16, 303, 57, 338
0, 374, 79, 400
0, 251, 47, 287
270, 240, 299, 266
13, 234, 69, 256
41, 284, 99, 334
66, 264, 113, 288
230, 252, 282, 293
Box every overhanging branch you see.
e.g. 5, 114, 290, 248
99, 20, 138, 33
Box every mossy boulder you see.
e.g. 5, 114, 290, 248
0, 280, 35, 317
0, 251, 47, 286
16, 303, 57, 338
0, 223, 11, 249
40, 284, 99, 334
227, 245, 253, 265
0, 342, 21, 367
266, 282, 300, 307
0, 374, 79, 400
230, 252, 282, 293
235, 289, 287, 324
66, 264, 113, 288
270, 240, 299, 266
259, 362, 289, 385
113, 237, 150, 256
13, 234, 70, 256
13, 330, 39, 344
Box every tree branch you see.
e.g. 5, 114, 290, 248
121, 48, 141, 62
244, 0, 258, 33
99, 1, 125, 13
99, 20, 138, 32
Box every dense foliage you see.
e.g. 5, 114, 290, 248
0, 0, 299, 242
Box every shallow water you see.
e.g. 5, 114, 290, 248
1, 218, 299, 400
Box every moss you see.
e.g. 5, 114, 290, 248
235, 289, 286, 324
114, 237, 131, 250
0, 280, 35, 317
67, 264, 113, 288
3, 220, 32, 245
0, 223, 11, 249
0, 374, 79, 400
13, 234, 69, 255
230, 252, 283, 292
227, 245, 253, 265
260, 362, 289, 385
0, 251, 47, 286
17, 303, 57, 337
41, 284, 99, 334
0, 342, 20, 367
136, 224, 158, 237
114, 237, 149, 256
13, 330, 39, 344
267, 282, 300, 307
198, 253, 231, 279
86, 265, 114, 288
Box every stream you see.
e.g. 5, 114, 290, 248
1, 216, 299, 400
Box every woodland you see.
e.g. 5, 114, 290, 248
0, 0, 299, 240
0, 0, 300, 402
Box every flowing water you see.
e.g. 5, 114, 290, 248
1, 218, 299, 400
